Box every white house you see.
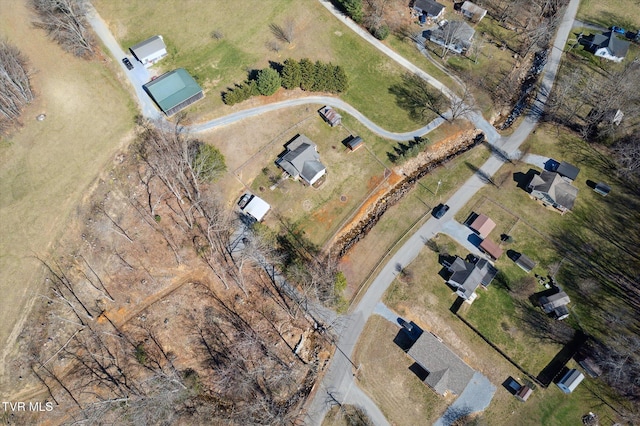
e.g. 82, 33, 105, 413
556, 369, 585, 394
130, 35, 168, 67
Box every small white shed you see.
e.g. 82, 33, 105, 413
239, 194, 270, 222
556, 369, 584, 394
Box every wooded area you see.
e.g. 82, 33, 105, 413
0, 40, 34, 134
10, 118, 335, 424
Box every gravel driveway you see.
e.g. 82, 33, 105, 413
433, 372, 496, 426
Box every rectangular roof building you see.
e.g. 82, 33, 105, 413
407, 332, 475, 396
130, 35, 167, 67
557, 369, 584, 393
239, 193, 270, 222
480, 239, 503, 260
461, 1, 487, 22
556, 161, 580, 181
469, 214, 496, 238
143, 69, 204, 116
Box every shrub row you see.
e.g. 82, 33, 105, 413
223, 58, 349, 105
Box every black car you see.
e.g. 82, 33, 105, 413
122, 57, 134, 70
432, 203, 450, 219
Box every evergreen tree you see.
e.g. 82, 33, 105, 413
280, 58, 301, 89
299, 58, 315, 91
339, 0, 363, 23
333, 65, 349, 93
256, 68, 281, 96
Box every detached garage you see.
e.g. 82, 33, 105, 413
130, 35, 167, 67
143, 69, 204, 116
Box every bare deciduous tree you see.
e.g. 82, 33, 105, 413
0, 39, 34, 133
31, 0, 94, 58
269, 19, 295, 44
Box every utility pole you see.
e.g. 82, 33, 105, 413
435, 180, 442, 199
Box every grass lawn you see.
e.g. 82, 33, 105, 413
578, 0, 640, 30
93, 0, 427, 132
340, 131, 490, 297
379, 234, 622, 425
0, 0, 135, 384
242, 112, 387, 247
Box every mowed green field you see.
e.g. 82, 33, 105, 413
92, 0, 426, 131
0, 0, 134, 387
578, 0, 640, 30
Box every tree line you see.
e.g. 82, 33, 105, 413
0, 40, 34, 135
223, 58, 349, 106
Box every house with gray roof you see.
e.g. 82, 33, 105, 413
130, 35, 167, 67
427, 21, 475, 54
407, 332, 475, 396
585, 31, 630, 62
413, 0, 445, 19
539, 290, 570, 320
445, 256, 497, 301
276, 135, 326, 186
528, 171, 578, 214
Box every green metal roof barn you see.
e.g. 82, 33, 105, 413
143, 68, 203, 116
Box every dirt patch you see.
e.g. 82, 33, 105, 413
332, 129, 482, 258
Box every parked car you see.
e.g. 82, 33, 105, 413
432, 203, 450, 219
122, 57, 134, 70
610, 26, 626, 35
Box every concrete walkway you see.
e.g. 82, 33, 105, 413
373, 302, 402, 325
522, 153, 551, 170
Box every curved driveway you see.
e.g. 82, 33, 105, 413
190, 96, 447, 140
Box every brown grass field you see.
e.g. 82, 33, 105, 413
0, 0, 134, 388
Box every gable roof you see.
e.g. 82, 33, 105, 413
541, 291, 570, 310
556, 161, 580, 181
130, 35, 167, 61
407, 332, 475, 395
558, 369, 584, 392
413, 0, 445, 17
143, 69, 203, 116
461, 1, 487, 19
480, 239, 503, 260
318, 106, 342, 126
432, 20, 475, 43
448, 257, 497, 299
529, 171, 578, 210
469, 214, 496, 238
276, 135, 326, 184
515, 253, 536, 273
592, 32, 630, 59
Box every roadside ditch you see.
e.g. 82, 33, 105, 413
333, 129, 483, 258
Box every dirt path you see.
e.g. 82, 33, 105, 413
0, 0, 133, 388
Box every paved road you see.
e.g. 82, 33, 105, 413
306, 0, 580, 424
317, 0, 501, 145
